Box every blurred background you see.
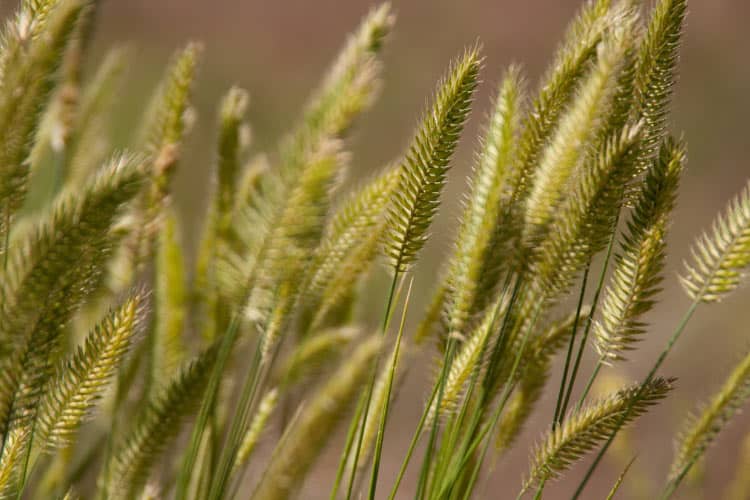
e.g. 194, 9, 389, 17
6, 0, 750, 498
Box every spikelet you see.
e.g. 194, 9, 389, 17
104, 346, 216, 500
680, 181, 750, 303
35, 293, 144, 450
384, 48, 481, 273
595, 138, 684, 363
303, 165, 399, 331
442, 67, 522, 336
195, 86, 249, 283
233, 388, 278, 472
523, 30, 632, 243
521, 377, 673, 492
0, 0, 87, 250
252, 336, 381, 500
670, 348, 750, 483
26, 0, 97, 177
144, 41, 201, 206
215, 157, 273, 309
151, 209, 187, 388
0, 428, 28, 497
632, 0, 687, 174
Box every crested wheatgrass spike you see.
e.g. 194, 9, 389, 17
511, 0, 613, 222
384, 48, 481, 274
233, 388, 278, 472
632, 0, 687, 174
35, 293, 145, 450
141, 42, 202, 156
252, 336, 381, 500
443, 66, 522, 335
669, 348, 750, 485
246, 140, 346, 330
680, 181, 750, 303
595, 138, 684, 363
215, 86, 250, 220
280, 2, 393, 178
524, 32, 631, 242
521, 377, 673, 493
104, 346, 216, 500
529, 123, 642, 302
194, 86, 249, 343
120, 42, 200, 287
152, 209, 187, 388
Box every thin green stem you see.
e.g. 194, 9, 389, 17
444, 303, 543, 499
387, 364, 445, 500
576, 361, 603, 411
330, 393, 367, 500
175, 316, 240, 500
428, 278, 513, 499
415, 339, 459, 499
208, 327, 271, 500
560, 222, 619, 421
572, 299, 701, 499
607, 455, 637, 500
424, 274, 519, 499
660, 447, 704, 499
367, 278, 413, 499
344, 269, 401, 500
532, 478, 547, 500
553, 262, 591, 426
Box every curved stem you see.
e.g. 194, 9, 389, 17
572, 299, 700, 499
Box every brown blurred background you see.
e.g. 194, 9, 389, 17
8, 0, 750, 498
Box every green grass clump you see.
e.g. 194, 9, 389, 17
2, 0, 750, 498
